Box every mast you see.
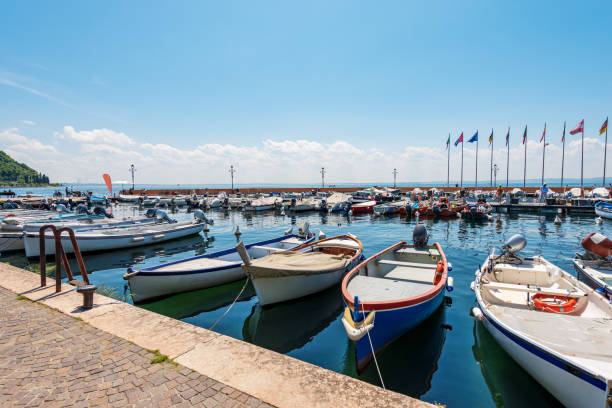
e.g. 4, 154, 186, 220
561, 122, 566, 188
541, 123, 546, 185
523, 126, 527, 189
580, 122, 584, 194
321, 167, 326, 189
490, 129, 493, 187
604, 117, 609, 186
475, 132, 478, 188
506, 127, 510, 187
461, 136, 464, 188
447, 133, 450, 187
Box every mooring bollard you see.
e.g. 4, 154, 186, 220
76, 284, 97, 309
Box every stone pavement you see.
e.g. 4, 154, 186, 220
0, 287, 273, 408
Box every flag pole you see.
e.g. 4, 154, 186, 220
506, 127, 510, 187
461, 137, 464, 188
581, 121, 584, 194
604, 117, 608, 186
541, 123, 546, 185
561, 121, 566, 188
490, 128, 493, 187
475, 131, 478, 188
447, 133, 450, 187
523, 125, 527, 189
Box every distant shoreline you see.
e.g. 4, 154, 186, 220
0, 183, 60, 189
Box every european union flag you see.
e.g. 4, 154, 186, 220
468, 131, 478, 143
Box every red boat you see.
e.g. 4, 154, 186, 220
351, 200, 377, 214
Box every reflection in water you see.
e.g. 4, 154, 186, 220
345, 305, 448, 398
471, 321, 561, 407
140, 279, 256, 320
242, 284, 343, 354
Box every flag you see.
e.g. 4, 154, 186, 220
488, 130, 493, 145
561, 123, 566, 143
468, 131, 478, 143
505, 128, 510, 146
446, 135, 450, 150
601, 118, 608, 135
570, 119, 584, 135
454, 132, 463, 146
522, 126, 527, 145
540, 123, 546, 143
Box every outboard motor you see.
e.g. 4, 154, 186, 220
75, 204, 91, 215
93, 206, 113, 218
194, 209, 214, 225
433, 205, 441, 217
145, 208, 157, 218
503, 234, 527, 255
299, 221, 311, 238
413, 224, 428, 248
56, 204, 68, 213
155, 209, 176, 224
581, 233, 612, 259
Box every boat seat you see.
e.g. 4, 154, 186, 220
482, 282, 587, 298
377, 259, 437, 269
347, 275, 433, 302
384, 266, 434, 285
396, 247, 440, 257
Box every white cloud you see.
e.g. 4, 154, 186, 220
57, 125, 135, 145
22, 120, 36, 126
0, 128, 57, 154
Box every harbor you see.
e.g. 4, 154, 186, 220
1, 188, 610, 407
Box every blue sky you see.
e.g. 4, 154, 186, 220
1, 1, 611, 185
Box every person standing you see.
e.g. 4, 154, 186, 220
540, 183, 549, 203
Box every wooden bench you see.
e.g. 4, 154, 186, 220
482, 282, 586, 298
377, 259, 437, 269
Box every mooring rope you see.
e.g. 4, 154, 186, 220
209, 276, 250, 331
361, 305, 385, 389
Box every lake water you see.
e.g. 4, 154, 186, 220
3, 203, 605, 407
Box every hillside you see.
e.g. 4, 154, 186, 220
0, 150, 50, 185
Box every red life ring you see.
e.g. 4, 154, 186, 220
433, 261, 444, 285
532, 293, 577, 314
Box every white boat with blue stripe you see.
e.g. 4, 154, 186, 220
124, 231, 314, 302
472, 234, 612, 408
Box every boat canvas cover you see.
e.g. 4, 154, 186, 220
245, 251, 352, 278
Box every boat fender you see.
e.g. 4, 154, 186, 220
446, 276, 454, 292
471, 307, 484, 321
433, 261, 444, 285
470, 281, 475, 292
447, 262, 453, 272
582, 232, 612, 258
341, 307, 375, 341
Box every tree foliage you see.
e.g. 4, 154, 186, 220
0, 150, 50, 185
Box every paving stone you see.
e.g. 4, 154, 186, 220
0, 287, 275, 408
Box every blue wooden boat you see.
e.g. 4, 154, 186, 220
341, 226, 452, 373
594, 201, 612, 219
124, 232, 315, 302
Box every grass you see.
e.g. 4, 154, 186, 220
150, 349, 171, 364
16, 295, 26, 300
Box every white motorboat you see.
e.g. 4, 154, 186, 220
239, 235, 362, 306
472, 234, 612, 408
594, 201, 612, 220
142, 196, 160, 206
324, 193, 353, 213
118, 194, 142, 203
243, 197, 281, 212
124, 232, 314, 302
287, 198, 317, 212
24, 214, 206, 257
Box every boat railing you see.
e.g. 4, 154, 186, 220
39, 225, 91, 293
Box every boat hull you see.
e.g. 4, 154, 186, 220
24, 223, 204, 257
573, 260, 612, 299
595, 205, 612, 219
252, 256, 361, 306
354, 288, 445, 373
478, 306, 607, 408
0, 233, 25, 252
129, 265, 244, 303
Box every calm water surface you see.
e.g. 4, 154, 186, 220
4, 204, 607, 407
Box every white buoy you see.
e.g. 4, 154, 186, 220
456, 212, 462, 218
554, 215, 562, 225
557, 208, 563, 214
318, 229, 326, 240
470, 281, 476, 292
596, 216, 602, 224
284, 227, 293, 235
415, 210, 420, 218
234, 226, 242, 238
486, 214, 493, 221
348, 209, 353, 216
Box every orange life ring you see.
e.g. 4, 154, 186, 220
532, 293, 577, 314
433, 261, 445, 285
